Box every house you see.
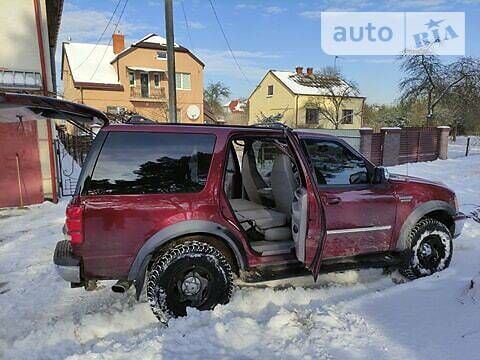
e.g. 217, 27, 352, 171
222, 99, 249, 126
0, 0, 63, 207
61, 33, 204, 123
224, 99, 247, 113
248, 67, 365, 128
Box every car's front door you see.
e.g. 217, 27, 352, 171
301, 138, 397, 258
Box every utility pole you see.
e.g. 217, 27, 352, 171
165, 0, 177, 123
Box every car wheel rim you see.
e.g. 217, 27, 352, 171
417, 235, 445, 271
176, 268, 210, 307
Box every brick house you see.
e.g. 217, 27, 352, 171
61, 33, 204, 124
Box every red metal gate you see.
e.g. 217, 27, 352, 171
0, 121, 44, 207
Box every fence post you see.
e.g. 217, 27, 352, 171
465, 137, 470, 157
359, 127, 373, 160
437, 126, 450, 160
381, 127, 401, 166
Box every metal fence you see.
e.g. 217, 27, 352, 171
55, 126, 94, 196
297, 128, 361, 150
398, 127, 439, 164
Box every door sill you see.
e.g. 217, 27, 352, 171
240, 251, 409, 283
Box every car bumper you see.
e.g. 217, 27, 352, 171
453, 212, 467, 238
53, 240, 81, 283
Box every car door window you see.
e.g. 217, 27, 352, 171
302, 139, 369, 186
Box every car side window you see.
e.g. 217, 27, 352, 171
86, 132, 216, 195
302, 139, 369, 186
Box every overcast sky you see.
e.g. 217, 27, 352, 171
57, 0, 480, 104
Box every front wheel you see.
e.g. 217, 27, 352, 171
146, 240, 234, 323
400, 218, 453, 279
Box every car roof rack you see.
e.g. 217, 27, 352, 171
252, 121, 292, 131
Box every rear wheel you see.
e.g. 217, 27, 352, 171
400, 218, 453, 279
146, 241, 234, 323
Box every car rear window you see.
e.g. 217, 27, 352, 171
85, 132, 216, 195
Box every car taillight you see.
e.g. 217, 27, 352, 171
66, 198, 84, 246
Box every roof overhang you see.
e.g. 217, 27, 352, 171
127, 66, 166, 73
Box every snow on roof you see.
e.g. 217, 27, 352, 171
64, 43, 119, 85
271, 70, 357, 97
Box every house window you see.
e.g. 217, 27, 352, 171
176, 72, 191, 90
306, 108, 320, 125
156, 51, 167, 60
342, 109, 354, 124
154, 73, 160, 88
128, 71, 135, 87
267, 85, 273, 96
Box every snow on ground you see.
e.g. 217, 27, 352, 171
449, 136, 480, 159
1, 156, 480, 359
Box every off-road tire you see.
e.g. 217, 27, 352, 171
146, 240, 234, 323
400, 218, 453, 280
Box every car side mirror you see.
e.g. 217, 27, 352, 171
374, 167, 389, 184
349, 171, 368, 184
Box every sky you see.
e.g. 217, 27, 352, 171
57, 0, 480, 104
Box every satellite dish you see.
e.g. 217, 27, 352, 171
186, 104, 200, 120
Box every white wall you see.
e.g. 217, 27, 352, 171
0, 0, 54, 91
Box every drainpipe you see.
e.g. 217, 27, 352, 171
34, 0, 58, 203
295, 94, 299, 127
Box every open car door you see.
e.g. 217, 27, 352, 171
284, 127, 326, 280
0, 92, 109, 133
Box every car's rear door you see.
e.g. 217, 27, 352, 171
285, 129, 326, 278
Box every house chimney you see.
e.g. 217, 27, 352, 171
306, 67, 313, 75
112, 32, 125, 54
295, 66, 303, 75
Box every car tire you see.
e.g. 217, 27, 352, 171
146, 240, 234, 323
400, 218, 453, 280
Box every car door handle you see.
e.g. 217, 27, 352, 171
325, 196, 341, 205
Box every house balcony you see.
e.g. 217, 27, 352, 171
129, 87, 167, 102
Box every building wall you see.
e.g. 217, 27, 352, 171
62, 47, 204, 123
248, 72, 296, 126
0, 0, 54, 91
0, 0, 56, 203
296, 95, 364, 129
248, 71, 364, 129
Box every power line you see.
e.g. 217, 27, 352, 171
90, 0, 129, 80
73, 0, 122, 71
181, 0, 194, 50
207, 0, 252, 86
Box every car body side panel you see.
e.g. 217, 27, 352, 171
389, 175, 457, 250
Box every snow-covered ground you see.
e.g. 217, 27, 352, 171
1, 156, 480, 359
449, 136, 480, 159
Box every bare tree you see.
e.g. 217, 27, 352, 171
204, 82, 231, 119
399, 55, 480, 125
304, 68, 361, 129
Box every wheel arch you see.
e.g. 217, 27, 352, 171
396, 200, 456, 250
128, 220, 247, 299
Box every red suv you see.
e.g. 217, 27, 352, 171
0, 93, 465, 322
